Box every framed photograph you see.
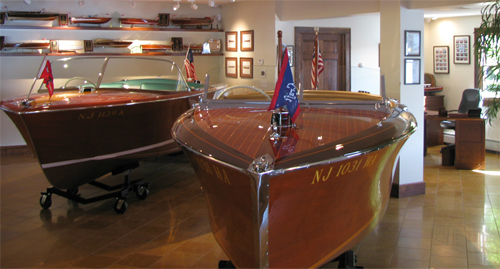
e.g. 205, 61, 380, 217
0, 13, 5, 25
158, 13, 169, 27
225, 31, 237, 52
240, 30, 254, 51
84, 40, 93, 52
404, 58, 421, 85
171, 37, 183, 51
225, 57, 238, 78
433, 46, 450, 74
453, 35, 470, 64
58, 14, 68, 26
240, 57, 253, 78
404, 30, 421, 56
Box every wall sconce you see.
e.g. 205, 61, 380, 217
77, 0, 84, 7
24, 0, 31, 4
129, 0, 136, 8
173, 0, 180, 10
208, 1, 216, 7
188, 0, 198, 10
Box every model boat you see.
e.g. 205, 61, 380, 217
120, 18, 158, 26
1, 56, 218, 213
7, 10, 59, 21
170, 17, 213, 26
3, 41, 50, 49
172, 60, 416, 266
70, 17, 111, 24
94, 38, 133, 48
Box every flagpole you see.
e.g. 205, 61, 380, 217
277, 30, 283, 74
24, 55, 47, 105
314, 27, 319, 90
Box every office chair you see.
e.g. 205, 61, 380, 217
440, 88, 481, 129
439, 88, 481, 166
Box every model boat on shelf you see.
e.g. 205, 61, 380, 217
170, 17, 212, 28
70, 17, 111, 24
94, 38, 133, 48
140, 44, 170, 51
172, 60, 416, 267
6, 10, 59, 21
2, 41, 50, 49
0, 56, 219, 213
120, 17, 158, 26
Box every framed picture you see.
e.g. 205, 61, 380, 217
433, 46, 450, 74
225, 31, 237, 52
404, 30, 421, 56
225, 57, 237, 78
158, 13, 169, 27
240, 57, 253, 78
404, 58, 421, 85
171, 37, 183, 51
0, 13, 5, 25
58, 14, 68, 26
453, 35, 470, 64
240, 30, 254, 51
84, 40, 93, 52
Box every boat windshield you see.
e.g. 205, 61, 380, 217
205, 65, 385, 101
36, 57, 197, 93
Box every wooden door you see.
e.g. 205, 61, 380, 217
294, 27, 350, 91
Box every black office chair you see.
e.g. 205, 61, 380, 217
440, 88, 481, 129
439, 88, 481, 166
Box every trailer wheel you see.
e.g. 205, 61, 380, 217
40, 194, 52, 209
113, 198, 128, 214
135, 185, 149, 200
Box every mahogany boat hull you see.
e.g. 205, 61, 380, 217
2, 89, 212, 190
172, 93, 416, 268
71, 17, 111, 24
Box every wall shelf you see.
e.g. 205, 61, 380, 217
0, 52, 223, 57
0, 25, 223, 32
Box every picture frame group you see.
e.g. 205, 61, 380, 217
225, 30, 254, 52
225, 57, 254, 79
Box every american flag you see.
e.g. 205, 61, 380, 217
184, 47, 198, 81
311, 34, 324, 90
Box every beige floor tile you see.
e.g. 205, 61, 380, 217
1, 146, 499, 269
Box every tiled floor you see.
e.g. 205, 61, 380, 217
1, 146, 499, 268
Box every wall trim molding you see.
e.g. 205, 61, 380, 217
1, 145, 31, 156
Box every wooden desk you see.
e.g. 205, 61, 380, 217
424, 116, 485, 170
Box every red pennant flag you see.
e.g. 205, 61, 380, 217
38, 60, 54, 98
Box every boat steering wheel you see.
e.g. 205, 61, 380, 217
63, 77, 97, 89
215, 85, 271, 100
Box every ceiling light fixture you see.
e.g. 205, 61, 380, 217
77, 0, 84, 7
188, 0, 198, 10
129, 0, 136, 8
173, 0, 180, 10
208, 1, 216, 7
24, 0, 31, 4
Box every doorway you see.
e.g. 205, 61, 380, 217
294, 27, 351, 91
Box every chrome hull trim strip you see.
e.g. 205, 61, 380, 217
40, 139, 175, 169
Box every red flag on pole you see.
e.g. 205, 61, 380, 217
38, 60, 54, 98
311, 30, 324, 90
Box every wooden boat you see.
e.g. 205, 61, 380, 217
120, 18, 158, 26
1, 56, 218, 213
140, 44, 170, 51
70, 17, 111, 24
170, 17, 213, 26
7, 10, 59, 21
94, 38, 133, 48
3, 41, 50, 49
172, 63, 416, 266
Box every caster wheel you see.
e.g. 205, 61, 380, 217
135, 185, 149, 200
114, 198, 128, 214
40, 194, 52, 209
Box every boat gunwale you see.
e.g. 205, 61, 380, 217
0, 88, 208, 115
173, 105, 416, 176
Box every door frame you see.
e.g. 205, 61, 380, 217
294, 27, 351, 91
